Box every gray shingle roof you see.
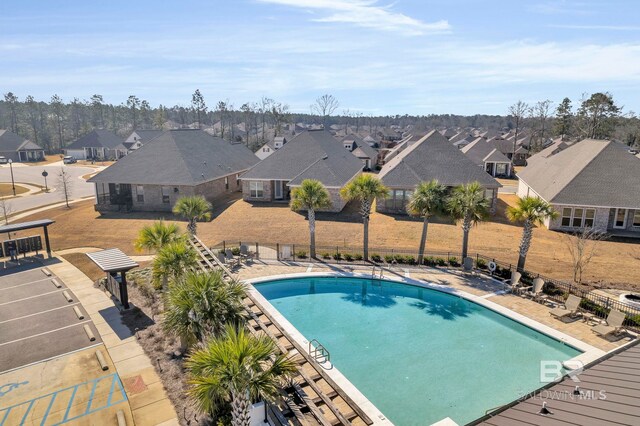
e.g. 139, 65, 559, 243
129, 129, 164, 143
0, 129, 44, 152
240, 130, 363, 187
88, 129, 259, 186
66, 129, 125, 150
461, 138, 510, 166
518, 139, 640, 208
379, 130, 501, 188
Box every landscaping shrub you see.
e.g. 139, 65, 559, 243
344, 253, 353, 262
371, 254, 382, 263
405, 255, 417, 265
384, 254, 395, 263
321, 252, 331, 260
476, 258, 487, 269
542, 282, 565, 297
423, 256, 436, 267
354, 254, 363, 261
435, 257, 447, 266
448, 257, 460, 267
393, 254, 405, 264
333, 252, 342, 261
295, 250, 307, 259
231, 247, 241, 256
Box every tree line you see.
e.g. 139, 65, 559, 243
2, 90, 639, 154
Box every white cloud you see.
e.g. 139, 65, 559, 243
549, 24, 640, 31
256, 0, 450, 36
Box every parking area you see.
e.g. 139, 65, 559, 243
0, 265, 101, 373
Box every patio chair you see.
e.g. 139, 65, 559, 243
240, 244, 254, 262
505, 271, 525, 294
523, 277, 549, 303
225, 249, 240, 267
549, 294, 582, 320
592, 309, 627, 338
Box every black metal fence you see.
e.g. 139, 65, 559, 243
214, 240, 640, 332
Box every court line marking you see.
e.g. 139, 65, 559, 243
0, 303, 82, 325
0, 342, 103, 375
0, 320, 92, 347
0, 289, 68, 307
0, 277, 54, 291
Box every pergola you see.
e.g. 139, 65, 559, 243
86, 248, 138, 309
0, 219, 55, 258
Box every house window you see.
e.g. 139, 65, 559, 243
161, 186, 170, 204
634, 211, 640, 227
136, 185, 144, 203
584, 209, 595, 228
250, 181, 263, 198
225, 176, 229, 190
572, 208, 584, 227
236, 174, 240, 186
561, 208, 572, 227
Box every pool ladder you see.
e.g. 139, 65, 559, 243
372, 266, 384, 279
309, 339, 331, 366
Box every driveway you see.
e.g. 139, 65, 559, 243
0, 161, 100, 213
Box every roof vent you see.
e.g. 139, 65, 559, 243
201, 173, 205, 178
322, 154, 328, 160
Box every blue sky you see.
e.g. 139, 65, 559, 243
1, 0, 639, 115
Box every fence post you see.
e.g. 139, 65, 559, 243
336, 246, 339, 262
255, 242, 259, 259
293, 245, 296, 262
276, 243, 280, 261
223, 241, 226, 251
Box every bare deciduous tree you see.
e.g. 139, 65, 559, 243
565, 228, 607, 284
0, 198, 13, 225
271, 102, 289, 137
529, 100, 552, 153
311, 94, 339, 128
508, 100, 529, 159
58, 167, 73, 208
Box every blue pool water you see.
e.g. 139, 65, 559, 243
254, 277, 581, 426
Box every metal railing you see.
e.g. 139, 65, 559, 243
309, 339, 331, 365
212, 240, 640, 332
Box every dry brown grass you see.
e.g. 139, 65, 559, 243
20, 195, 640, 288
0, 183, 30, 196
61, 252, 105, 281
22, 155, 63, 166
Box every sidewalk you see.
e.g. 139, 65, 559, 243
47, 255, 179, 426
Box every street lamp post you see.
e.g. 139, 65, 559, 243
8, 159, 15, 196
42, 170, 49, 192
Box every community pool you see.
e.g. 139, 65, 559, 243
253, 276, 582, 426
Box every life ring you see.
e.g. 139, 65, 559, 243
488, 261, 497, 272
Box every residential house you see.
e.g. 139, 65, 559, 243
377, 130, 501, 214
124, 129, 164, 151
340, 135, 378, 169
88, 129, 259, 213
517, 139, 640, 235
64, 129, 128, 160
240, 130, 363, 212
0, 129, 45, 162
460, 137, 512, 177
255, 136, 287, 160
525, 138, 572, 167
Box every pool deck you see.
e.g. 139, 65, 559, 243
232, 259, 637, 426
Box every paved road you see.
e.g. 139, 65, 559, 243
0, 161, 99, 213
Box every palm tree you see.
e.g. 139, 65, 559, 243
507, 196, 558, 271
164, 270, 247, 351
152, 240, 198, 290
290, 179, 331, 258
406, 180, 447, 264
447, 182, 490, 260
187, 324, 297, 426
173, 195, 212, 235
134, 219, 181, 253
340, 174, 389, 261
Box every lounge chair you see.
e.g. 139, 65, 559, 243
592, 309, 626, 338
549, 294, 582, 320
240, 244, 254, 262
225, 249, 240, 267
523, 277, 549, 303
505, 271, 525, 294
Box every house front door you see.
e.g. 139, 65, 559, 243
614, 208, 628, 229
274, 181, 283, 200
